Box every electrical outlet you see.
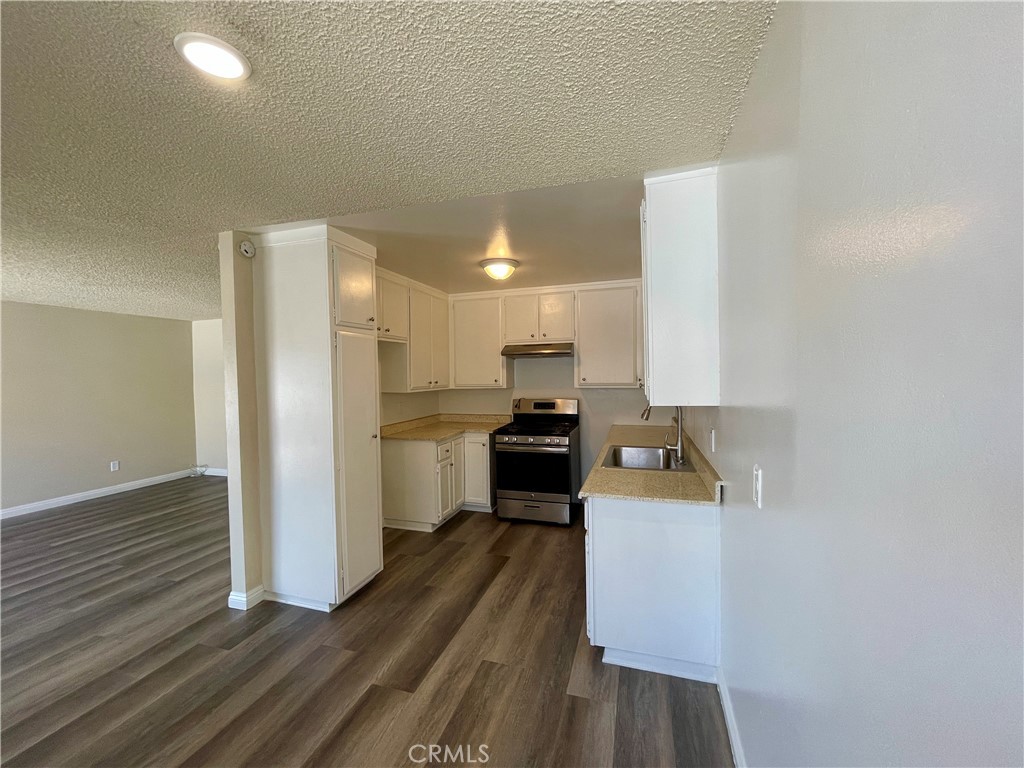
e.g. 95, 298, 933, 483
710, 428, 716, 453
110, 460, 120, 472
752, 464, 763, 509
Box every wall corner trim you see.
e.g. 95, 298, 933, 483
227, 585, 266, 610
0, 470, 195, 520
717, 668, 747, 768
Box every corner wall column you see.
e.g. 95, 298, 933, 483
219, 230, 264, 609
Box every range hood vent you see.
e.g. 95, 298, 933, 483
500, 342, 574, 359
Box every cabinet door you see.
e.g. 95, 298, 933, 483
435, 460, 453, 521
503, 294, 539, 342
378, 276, 409, 340
452, 298, 504, 387
408, 289, 433, 390
335, 330, 383, 598
430, 296, 450, 388
332, 245, 376, 329
576, 287, 637, 387
538, 292, 574, 341
452, 438, 466, 511
643, 170, 720, 405
464, 435, 490, 506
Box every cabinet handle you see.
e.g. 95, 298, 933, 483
368, 316, 375, 322
542, 333, 547, 337
530, 334, 535, 338
494, 378, 498, 383
371, 434, 378, 439
582, 377, 587, 382
377, 326, 381, 331
385, 328, 390, 333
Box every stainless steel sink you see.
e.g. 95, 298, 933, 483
601, 445, 697, 473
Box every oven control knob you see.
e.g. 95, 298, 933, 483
510, 436, 517, 443
545, 437, 552, 444
528, 437, 534, 443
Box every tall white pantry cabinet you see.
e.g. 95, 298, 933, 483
252, 225, 383, 612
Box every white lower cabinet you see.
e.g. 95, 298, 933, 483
382, 432, 491, 531
462, 432, 492, 511
435, 456, 453, 522
584, 496, 720, 682
452, 437, 466, 511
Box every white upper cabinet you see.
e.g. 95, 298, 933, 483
402, 288, 449, 390
503, 291, 574, 342
408, 288, 434, 390
576, 286, 638, 388
643, 167, 720, 405
503, 294, 539, 342
452, 297, 512, 388
430, 296, 450, 389
332, 244, 376, 329
538, 292, 574, 340
376, 276, 409, 340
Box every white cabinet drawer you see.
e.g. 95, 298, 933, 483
436, 441, 453, 462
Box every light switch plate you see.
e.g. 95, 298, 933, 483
710, 428, 716, 453
110, 460, 120, 472
752, 464, 763, 509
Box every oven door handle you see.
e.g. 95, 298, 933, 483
495, 444, 570, 454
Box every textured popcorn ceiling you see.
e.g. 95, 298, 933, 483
1, 1, 774, 320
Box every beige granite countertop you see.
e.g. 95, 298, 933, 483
579, 424, 723, 505
381, 413, 509, 443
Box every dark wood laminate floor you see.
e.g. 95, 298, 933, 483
1, 477, 733, 768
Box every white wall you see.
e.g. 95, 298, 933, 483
191, 319, 227, 471
439, 357, 673, 472
1, 301, 197, 509
686, 4, 1023, 766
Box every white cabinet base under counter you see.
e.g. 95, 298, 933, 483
584, 496, 720, 683
380, 415, 506, 531
581, 424, 724, 683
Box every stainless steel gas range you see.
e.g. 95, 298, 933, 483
493, 398, 582, 525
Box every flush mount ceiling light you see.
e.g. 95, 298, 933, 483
173, 33, 251, 81
481, 258, 519, 281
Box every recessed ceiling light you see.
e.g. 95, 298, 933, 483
481, 258, 519, 280
174, 33, 251, 81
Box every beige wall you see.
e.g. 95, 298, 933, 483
192, 319, 227, 470
438, 357, 673, 472
381, 390, 440, 426
1, 301, 196, 509
687, 3, 1023, 765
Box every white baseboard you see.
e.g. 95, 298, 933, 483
461, 503, 494, 513
227, 585, 266, 610
717, 667, 746, 767
1, 470, 193, 520
602, 647, 719, 684
203, 468, 228, 477
263, 590, 336, 613
383, 517, 438, 533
